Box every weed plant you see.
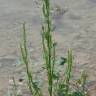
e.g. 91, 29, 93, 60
19, 0, 89, 96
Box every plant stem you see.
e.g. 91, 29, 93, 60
21, 24, 42, 96
42, 0, 55, 96
65, 49, 73, 95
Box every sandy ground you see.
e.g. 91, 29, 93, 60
0, 0, 96, 95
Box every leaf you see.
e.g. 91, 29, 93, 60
72, 91, 84, 96
52, 72, 60, 80
59, 57, 67, 65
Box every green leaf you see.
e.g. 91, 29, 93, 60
72, 91, 84, 96
59, 57, 67, 65
52, 72, 60, 80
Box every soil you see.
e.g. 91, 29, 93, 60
0, 0, 96, 95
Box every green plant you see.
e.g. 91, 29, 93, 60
20, 23, 42, 96
19, 0, 89, 96
12, 77, 18, 96
42, 0, 56, 96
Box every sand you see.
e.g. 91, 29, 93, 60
0, 0, 96, 95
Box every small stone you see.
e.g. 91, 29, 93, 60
19, 78, 24, 82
